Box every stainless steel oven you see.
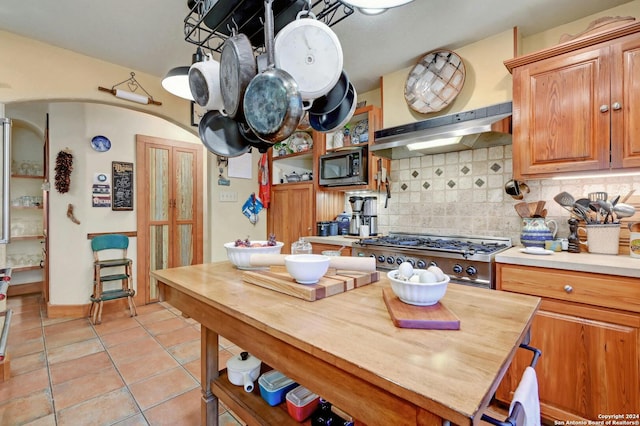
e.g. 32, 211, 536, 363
352, 232, 512, 289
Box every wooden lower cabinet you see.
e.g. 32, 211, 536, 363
267, 183, 315, 254
496, 263, 640, 420
311, 242, 352, 256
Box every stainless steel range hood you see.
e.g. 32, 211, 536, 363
371, 102, 512, 159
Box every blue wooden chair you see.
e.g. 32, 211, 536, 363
90, 234, 137, 324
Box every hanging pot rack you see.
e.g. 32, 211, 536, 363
184, 0, 354, 54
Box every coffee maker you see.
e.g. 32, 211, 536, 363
362, 196, 378, 236
348, 196, 363, 236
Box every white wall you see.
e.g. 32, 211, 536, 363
7, 101, 265, 306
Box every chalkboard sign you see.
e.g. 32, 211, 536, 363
112, 161, 133, 211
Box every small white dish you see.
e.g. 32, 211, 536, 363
520, 247, 554, 255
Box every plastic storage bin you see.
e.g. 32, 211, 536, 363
258, 370, 298, 406
286, 385, 320, 422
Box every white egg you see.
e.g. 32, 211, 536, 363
419, 270, 438, 283
427, 265, 446, 282
409, 274, 420, 283
398, 262, 414, 279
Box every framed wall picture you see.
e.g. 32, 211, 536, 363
191, 102, 207, 127
111, 161, 134, 211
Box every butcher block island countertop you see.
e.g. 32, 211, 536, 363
151, 261, 540, 426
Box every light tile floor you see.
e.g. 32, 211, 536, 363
0, 294, 246, 426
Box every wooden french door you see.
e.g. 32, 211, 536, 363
135, 135, 203, 304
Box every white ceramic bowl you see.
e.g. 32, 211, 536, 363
285, 254, 331, 284
224, 241, 284, 270
387, 269, 450, 306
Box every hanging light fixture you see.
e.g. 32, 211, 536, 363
98, 72, 162, 105
344, 0, 414, 15
161, 48, 204, 101
162, 66, 193, 100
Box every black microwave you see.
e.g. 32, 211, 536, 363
319, 147, 368, 187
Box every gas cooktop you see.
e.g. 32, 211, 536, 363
353, 232, 512, 289
357, 232, 512, 256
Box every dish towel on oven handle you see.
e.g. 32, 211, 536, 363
510, 366, 541, 426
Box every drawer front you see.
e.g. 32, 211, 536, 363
497, 264, 640, 313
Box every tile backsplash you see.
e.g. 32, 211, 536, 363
369, 145, 639, 246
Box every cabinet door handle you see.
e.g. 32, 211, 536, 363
599, 104, 609, 113
612, 102, 622, 110
564, 285, 573, 293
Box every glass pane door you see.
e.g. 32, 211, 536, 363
147, 145, 170, 301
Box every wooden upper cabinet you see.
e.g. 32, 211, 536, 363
505, 22, 640, 178
611, 34, 640, 169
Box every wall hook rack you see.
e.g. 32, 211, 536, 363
98, 72, 162, 106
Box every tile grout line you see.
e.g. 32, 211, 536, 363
89, 313, 150, 426
39, 299, 60, 425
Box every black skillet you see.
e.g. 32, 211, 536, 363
308, 70, 350, 116
198, 110, 251, 158
237, 121, 273, 153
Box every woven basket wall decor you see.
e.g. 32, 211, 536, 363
404, 49, 466, 114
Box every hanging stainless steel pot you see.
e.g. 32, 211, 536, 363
198, 110, 251, 158
189, 53, 224, 111
243, 0, 304, 144
220, 31, 257, 120
274, 10, 343, 101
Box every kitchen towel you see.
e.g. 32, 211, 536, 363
509, 366, 541, 426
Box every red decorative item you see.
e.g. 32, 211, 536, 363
258, 153, 270, 209
54, 149, 74, 193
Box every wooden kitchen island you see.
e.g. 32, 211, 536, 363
151, 262, 540, 426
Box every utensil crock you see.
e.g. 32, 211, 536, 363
520, 218, 557, 248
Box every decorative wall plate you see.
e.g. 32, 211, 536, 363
404, 50, 466, 114
91, 135, 111, 152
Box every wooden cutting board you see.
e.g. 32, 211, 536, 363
382, 288, 460, 330
242, 267, 379, 301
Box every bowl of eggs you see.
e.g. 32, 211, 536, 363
388, 262, 450, 306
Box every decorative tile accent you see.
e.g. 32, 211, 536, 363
447, 180, 456, 188
461, 166, 470, 175
435, 168, 443, 176
475, 178, 485, 187
412, 170, 419, 178
490, 163, 502, 172
422, 182, 430, 190
401, 183, 408, 191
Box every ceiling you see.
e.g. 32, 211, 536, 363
0, 0, 633, 95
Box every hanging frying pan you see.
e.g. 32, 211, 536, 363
238, 121, 273, 153
220, 31, 257, 120
308, 70, 349, 116
274, 10, 343, 102
309, 83, 357, 133
243, 0, 304, 144
198, 110, 251, 157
